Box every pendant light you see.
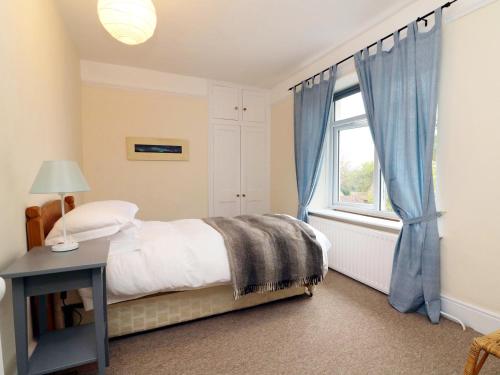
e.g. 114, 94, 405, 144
98, 0, 157, 45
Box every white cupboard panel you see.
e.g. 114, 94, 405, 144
241, 126, 269, 214
213, 125, 241, 217
242, 90, 266, 123
212, 85, 239, 121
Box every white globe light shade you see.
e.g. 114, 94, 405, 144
98, 0, 157, 45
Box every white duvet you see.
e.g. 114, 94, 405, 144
80, 217, 331, 310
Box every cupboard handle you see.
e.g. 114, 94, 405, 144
236, 194, 240, 197
234, 106, 239, 110
242, 194, 246, 197
243, 107, 247, 111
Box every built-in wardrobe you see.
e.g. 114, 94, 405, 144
208, 82, 270, 217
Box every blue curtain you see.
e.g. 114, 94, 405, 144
354, 9, 442, 323
293, 66, 336, 222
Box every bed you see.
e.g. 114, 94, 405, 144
26, 196, 330, 337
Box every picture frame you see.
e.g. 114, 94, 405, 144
126, 137, 189, 161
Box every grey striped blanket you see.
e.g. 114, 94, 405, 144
203, 214, 324, 299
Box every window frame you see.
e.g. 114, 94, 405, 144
329, 85, 398, 221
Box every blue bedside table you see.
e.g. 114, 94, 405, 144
0, 239, 109, 375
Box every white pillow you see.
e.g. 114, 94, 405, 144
45, 200, 139, 245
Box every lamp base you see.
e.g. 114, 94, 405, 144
51, 242, 79, 252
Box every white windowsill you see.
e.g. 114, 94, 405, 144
308, 208, 402, 233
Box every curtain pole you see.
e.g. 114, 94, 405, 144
288, 0, 457, 92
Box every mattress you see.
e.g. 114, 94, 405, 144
80, 216, 331, 310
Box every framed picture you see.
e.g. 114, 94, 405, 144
126, 137, 189, 161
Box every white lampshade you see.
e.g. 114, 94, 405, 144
98, 0, 157, 45
30, 160, 90, 194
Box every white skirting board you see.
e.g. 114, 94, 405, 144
309, 215, 500, 334
441, 295, 500, 334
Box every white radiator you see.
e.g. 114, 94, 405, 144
310, 216, 399, 294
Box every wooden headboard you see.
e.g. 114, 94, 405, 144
25, 195, 75, 250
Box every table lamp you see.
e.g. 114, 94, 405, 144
30, 160, 90, 252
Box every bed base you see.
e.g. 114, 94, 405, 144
71, 285, 306, 337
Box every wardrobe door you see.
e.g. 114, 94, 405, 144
211, 84, 240, 121
241, 126, 269, 214
241, 89, 266, 123
212, 124, 241, 216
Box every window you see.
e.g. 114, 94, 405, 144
330, 86, 396, 219
338, 126, 375, 205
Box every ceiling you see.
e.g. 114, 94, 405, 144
57, 0, 416, 88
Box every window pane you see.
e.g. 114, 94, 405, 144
335, 92, 365, 121
338, 126, 375, 204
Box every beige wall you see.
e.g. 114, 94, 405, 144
438, 1, 500, 313
81, 84, 209, 221
270, 95, 298, 216
270, 1, 500, 316
0, 1, 82, 373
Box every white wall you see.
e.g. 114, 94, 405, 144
0, 1, 82, 374
270, 0, 500, 331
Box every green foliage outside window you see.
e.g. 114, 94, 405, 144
340, 160, 374, 204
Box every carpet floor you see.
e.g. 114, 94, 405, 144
70, 271, 500, 374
